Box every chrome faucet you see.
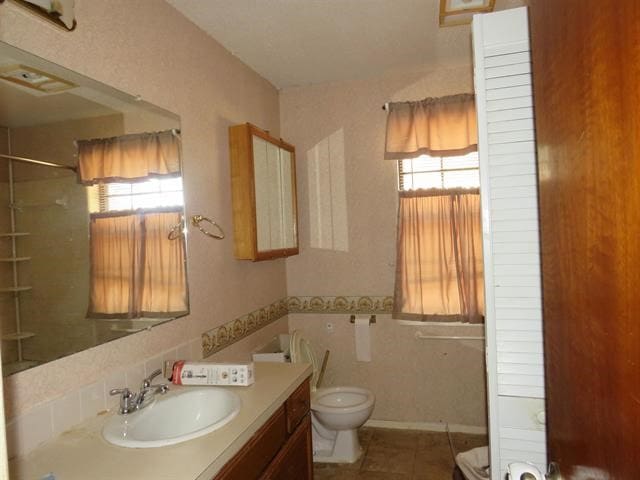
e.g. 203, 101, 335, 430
110, 369, 169, 415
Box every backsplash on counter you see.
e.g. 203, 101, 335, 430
6, 339, 191, 459
5, 316, 288, 459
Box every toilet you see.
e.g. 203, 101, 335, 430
289, 330, 375, 463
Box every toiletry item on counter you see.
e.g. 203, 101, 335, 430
166, 360, 255, 386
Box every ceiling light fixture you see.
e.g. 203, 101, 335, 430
0, 64, 75, 93
439, 0, 496, 27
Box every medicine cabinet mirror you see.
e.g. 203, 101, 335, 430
0, 42, 189, 376
229, 123, 299, 261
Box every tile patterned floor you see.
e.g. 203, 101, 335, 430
313, 427, 487, 480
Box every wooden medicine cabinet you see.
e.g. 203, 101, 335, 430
229, 123, 299, 261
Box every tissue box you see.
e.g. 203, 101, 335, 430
252, 334, 291, 363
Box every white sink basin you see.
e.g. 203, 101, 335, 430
102, 387, 241, 448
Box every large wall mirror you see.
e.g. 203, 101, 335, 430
0, 42, 189, 376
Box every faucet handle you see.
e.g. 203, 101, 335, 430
110, 387, 137, 415
109, 387, 132, 397
142, 369, 162, 388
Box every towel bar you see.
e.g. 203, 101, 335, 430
415, 332, 484, 340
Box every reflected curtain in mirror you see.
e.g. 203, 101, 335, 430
79, 130, 187, 320
393, 190, 484, 323
77, 130, 181, 185
384, 94, 477, 159
88, 209, 187, 318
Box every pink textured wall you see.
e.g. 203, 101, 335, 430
281, 66, 488, 427
281, 65, 474, 295
0, 0, 287, 418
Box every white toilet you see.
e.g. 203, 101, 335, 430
290, 330, 375, 463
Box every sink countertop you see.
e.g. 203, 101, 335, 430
9, 362, 312, 480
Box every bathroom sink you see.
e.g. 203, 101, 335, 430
102, 387, 241, 448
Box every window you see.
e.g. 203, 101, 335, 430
398, 152, 480, 191
384, 94, 483, 323
394, 152, 484, 324
88, 176, 184, 213
79, 130, 187, 320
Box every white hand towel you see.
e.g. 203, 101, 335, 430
354, 316, 371, 362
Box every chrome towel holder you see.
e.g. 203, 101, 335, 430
167, 221, 184, 240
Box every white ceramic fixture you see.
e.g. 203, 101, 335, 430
102, 387, 241, 448
290, 330, 375, 463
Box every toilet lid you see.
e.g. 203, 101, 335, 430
290, 330, 319, 391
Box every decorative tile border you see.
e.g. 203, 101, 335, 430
202, 295, 393, 358
202, 298, 288, 358
287, 296, 393, 314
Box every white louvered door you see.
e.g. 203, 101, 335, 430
472, 7, 547, 479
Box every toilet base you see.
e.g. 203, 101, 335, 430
312, 425, 363, 464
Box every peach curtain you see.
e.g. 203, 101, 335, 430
393, 190, 484, 323
384, 94, 477, 159
77, 130, 180, 185
87, 209, 187, 318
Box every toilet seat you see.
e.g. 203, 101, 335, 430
290, 330, 320, 390
312, 386, 375, 415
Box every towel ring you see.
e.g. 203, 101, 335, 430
167, 220, 184, 240
191, 215, 225, 239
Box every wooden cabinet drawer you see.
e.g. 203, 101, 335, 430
214, 405, 287, 480
285, 378, 310, 433
259, 414, 313, 480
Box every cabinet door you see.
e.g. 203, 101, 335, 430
230, 123, 299, 260
253, 135, 297, 254
266, 141, 284, 250
214, 406, 287, 480
278, 148, 296, 250
252, 135, 271, 252
260, 414, 313, 480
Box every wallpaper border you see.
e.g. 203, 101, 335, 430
201, 295, 393, 357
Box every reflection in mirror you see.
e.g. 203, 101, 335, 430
0, 42, 188, 376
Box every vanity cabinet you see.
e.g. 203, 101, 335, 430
213, 378, 313, 480
229, 123, 299, 261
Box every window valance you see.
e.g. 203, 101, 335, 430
384, 93, 477, 160
77, 130, 181, 185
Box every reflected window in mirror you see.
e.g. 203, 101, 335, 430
89, 177, 184, 213
79, 131, 188, 320
0, 41, 190, 376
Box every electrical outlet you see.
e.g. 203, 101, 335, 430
326, 322, 334, 333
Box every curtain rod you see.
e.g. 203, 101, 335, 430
0, 153, 77, 172
382, 102, 389, 111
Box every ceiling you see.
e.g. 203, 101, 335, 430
168, 0, 525, 89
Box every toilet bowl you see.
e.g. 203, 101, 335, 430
290, 330, 375, 463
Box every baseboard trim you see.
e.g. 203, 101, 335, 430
364, 419, 487, 435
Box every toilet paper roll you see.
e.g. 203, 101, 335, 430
507, 462, 543, 480
354, 316, 371, 362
